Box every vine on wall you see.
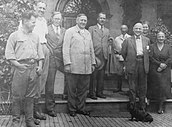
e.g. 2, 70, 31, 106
150, 18, 172, 45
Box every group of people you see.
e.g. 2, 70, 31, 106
4, 0, 172, 127
120, 23, 172, 115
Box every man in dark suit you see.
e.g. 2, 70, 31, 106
121, 23, 150, 111
45, 11, 66, 117
88, 12, 111, 99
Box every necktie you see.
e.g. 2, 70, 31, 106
56, 26, 60, 35
101, 25, 103, 34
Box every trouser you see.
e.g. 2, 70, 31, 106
12, 63, 38, 122
37, 44, 50, 97
127, 58, 147, 110
63, 74, 68, 96
66, 73, 90, 112
25, 97, 34, 124
34, 44, 49, 114
89, 68, 105, 96
45, 56, 57, 112
117, 61, 124, 90
117, 75, 123, 90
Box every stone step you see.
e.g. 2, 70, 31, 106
40, 96, 129, 114
39, 92, 172, 115
1, 92, 172, 115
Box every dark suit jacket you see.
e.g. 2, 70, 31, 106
46, 25, 66, 71
88, 25, 110, 69
121, 35, 150, 74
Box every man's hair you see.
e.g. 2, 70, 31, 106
76, 13, 87, 18
35, 0, 47, 6
157, 31, 165, 36
51, 11, 62, 18
98, 12, 106, 18
21, 11, 37, 23
142, 20, 150, 28
121, 24, 128, 29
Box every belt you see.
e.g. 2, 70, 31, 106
136, 55, 143, 59
18, 58, 37, 64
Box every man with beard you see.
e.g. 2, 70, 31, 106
121, 23, 150, 112
63, 13, 96, 117
88, 12, 111, 99
5, 11, 44, 127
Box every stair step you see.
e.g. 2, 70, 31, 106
1, 92, 172, 115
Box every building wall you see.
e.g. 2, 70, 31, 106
44, 0, 158, 93
45, 0, 158, 38
106, 0, 123, 38
141, 0, 157, 29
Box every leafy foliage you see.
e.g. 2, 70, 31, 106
150, 18, 172, 45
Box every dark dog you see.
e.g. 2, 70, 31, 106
127, 103, 153, 123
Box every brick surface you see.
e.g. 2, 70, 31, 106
1, 113, 172, 127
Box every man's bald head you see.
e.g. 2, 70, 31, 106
121, 25, 128, 35
133, 23, 143, 36
133, 23, 143, 29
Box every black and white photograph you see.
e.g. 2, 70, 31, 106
0, 0, 172, 126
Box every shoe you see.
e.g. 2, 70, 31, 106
69, 111, 76, 117
97, 94, 106, 99
26, 120, 36, 127
62, 95, 68, 100
34, 118, 40, 125
90, 95, 97, 100
47, 110, 57, 117
113, 89, 122, 93
34, 111, 46, 120
12, 120, 20, 127
76, 110, 90, 116
158, 109, 164, 114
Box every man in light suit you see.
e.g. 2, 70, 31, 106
45, 11, 66, 117
113, 25, 131, 92
88, 12, 110, 99
63, 13, 96, 117
121, 23, 150, 111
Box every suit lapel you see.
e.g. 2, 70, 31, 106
141, 36, 146, 52
102, 28, 108, 38
60, 27, 65, 38
48, 25, 63, 47
131, 36, 137, 53
49, 25, 58, 39
94, 25, 103, 37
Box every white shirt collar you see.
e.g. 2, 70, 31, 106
76, 25, 85, 33
52, 24, 61, 34
97, 23, 104, 30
